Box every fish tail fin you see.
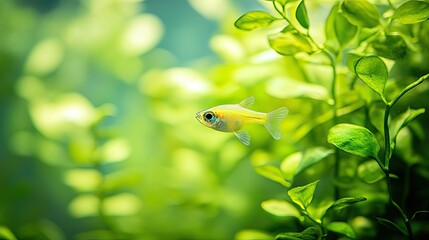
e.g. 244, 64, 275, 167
264, 107, 288, 140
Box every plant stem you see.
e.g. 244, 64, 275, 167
383, 104, 392, 168
380, 73, 429, 239
392, 200, 414, 239
303, 209, 326, 238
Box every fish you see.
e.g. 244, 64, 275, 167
195, 96, 288, 146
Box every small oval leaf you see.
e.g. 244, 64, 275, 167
355, 56, 388, 99
394, 1, 429, 24
372, 35, 407, 60
334, 11, 357, 46
276, 227, 319, 240
288, 180, 319, 210
235, 11, 276, 31
327, 222, 356, 239
327, 124, 380, 159
268, 31, 313, 55
357, 160, 385, 184
296, 1, 310, 29
296, 147, 334, 174
261, 199, 302, 218
327, 196, 367, 213
341, 0, 381, 28
255, 165, 291, 187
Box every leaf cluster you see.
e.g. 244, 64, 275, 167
235, 0, 429, 239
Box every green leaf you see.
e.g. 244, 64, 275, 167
268, 31, 313, 55
326, 196, 367, 213
372, 35, 407, 60
276, 227, 319, 240
325, 3, 340, 51
357, 160, 385, 184
376, 217, 407, 236
334, 9, 357, 46
327, 222, 356, 239
236, 230, 273, 240
235, 11, 277, 31
295, 147, 334, 174
288, 180, 319, 210
327, 124, 380, 159
354, 56, 388, 100
341, 0, 380, 28
261, 199, 302, 219
255, 165, 291, 187
296, 1, 309, 29
391, 108, 426, 143
0, 226, 17, 240
394, 0, 429, 24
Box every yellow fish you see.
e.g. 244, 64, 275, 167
196, 96, 288, 145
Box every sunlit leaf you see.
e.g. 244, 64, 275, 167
341, 0, 380, 28
30, 93, 97, 139
276, 227, 319, 240
327, 222, 356, 239
268, 31, 313, 55
376, 217, 407, 236
296, 1, 309, 29
119, 14, 163, 56
358, 160, 385, 183
236, 230, 273, 240
372, 35, 407, 60
354, 56, 388, 100
0, 226, 17, 240
273, 0, 288, 6
255, 165, 291, 187
296, 147, 334, 174
325, 3, 340, 51
334, 10, 357, 46
235, 11, 277, 31
261, 199, 302, 219
327, 124, 380, 159
393, 1, 429, 24
100, 138, 131, 163
281, 152, 302, 181
287, 180, 319, 210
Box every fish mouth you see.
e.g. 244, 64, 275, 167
195, 112, 201, 120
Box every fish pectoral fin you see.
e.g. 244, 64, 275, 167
234, 129, 251, 146
239, 96, 254, 108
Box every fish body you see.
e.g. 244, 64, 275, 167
196, 96, 288, 145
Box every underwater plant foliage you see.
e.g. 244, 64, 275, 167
1, 0, 429, 239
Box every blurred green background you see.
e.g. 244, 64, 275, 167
0, 0, 296, 239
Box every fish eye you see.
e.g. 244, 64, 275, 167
203, 111, 215, 122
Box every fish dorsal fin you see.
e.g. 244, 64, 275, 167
234, 129, 251, 146
239, 96, 254, 108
